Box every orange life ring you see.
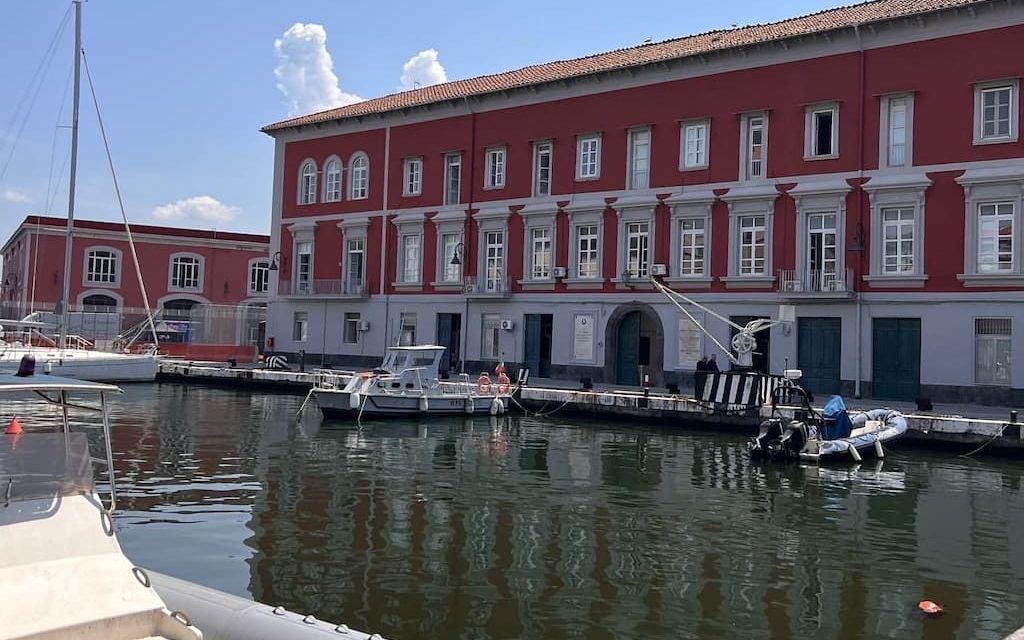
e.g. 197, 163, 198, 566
477, 374, 492, 394
497, 372, 511, 394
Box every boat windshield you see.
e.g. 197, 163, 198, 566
0, 432, 94, 504
380, 348, 444, 374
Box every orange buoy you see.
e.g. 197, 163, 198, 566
918, 600, 943, 615
5, 417, 23, 435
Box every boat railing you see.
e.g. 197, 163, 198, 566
313, 369, 354, 390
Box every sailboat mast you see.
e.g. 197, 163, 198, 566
58, 0, 82, 350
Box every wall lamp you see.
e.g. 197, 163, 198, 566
268, 251, 283, 271
450, 243, 464, 266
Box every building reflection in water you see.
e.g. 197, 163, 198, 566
104, 385, 1024, 640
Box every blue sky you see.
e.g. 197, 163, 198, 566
0, 0, 838, 246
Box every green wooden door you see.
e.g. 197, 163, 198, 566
872, 318, 921, 401
435, 313, 460, 373
797, 317, 842, 396
616, 311, 641, 385
524, 314, 553, 378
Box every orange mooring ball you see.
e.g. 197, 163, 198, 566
918, 600, 943, 615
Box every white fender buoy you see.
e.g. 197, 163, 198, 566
489, 397, 503, 416
349, 392, 361, 410
419, 396, 429, 412
465, 397, 475, 414
850, 444, 862, 462
874, 438, 884, 458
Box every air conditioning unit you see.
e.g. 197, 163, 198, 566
463, 281, 478, 295
357, 320, 370, 331
552, 266, 568, 279
782, 280, 803, 292
650, 263, 668, 276
500, 319, 515, 331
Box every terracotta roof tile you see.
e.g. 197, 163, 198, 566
262, 0, 987, 133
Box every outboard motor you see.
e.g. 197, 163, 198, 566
15, 354, 35, 377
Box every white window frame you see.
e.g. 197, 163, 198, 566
399, 312, 417, 346
444, 152, 462, 205
485, 146, 506, 189
248, 258, 270, 295
431, 209, 465, 288
298, 160, 317, 205
519, 210, 558, 287
957, 170, 1024, 286
529, 226, 552, 281
403, 157, 422, 196
679, 218, 706, 277
398, 232, 422, 285
740, 113, 768, 181
566, 209, 603, 285
483, 230, 505, 293
680, 119, 709, 170
440, 231, 463, 283
864, 176, 930, 287
323, 157, 342, 202
974, 79, 1019, 145
615, 207, 654, 284
348, 152, 369, 200
879, 93, 914, 169
576, 134, 601, 180
804, 102, 839, 160
975, 318, 1012, 386
880, 207, 916, 275
293, 311, 308, 343
168, 252, 204, 292
293, 241, 313, 294
343, 312, 360, 344
722, 189, 777, 286
667, 196, 714, 287
627, 127, 650, 190
481, 313, 501, 360
533, 141, 553, 197
83, 246, 121, 287
977, 202, 1016, 273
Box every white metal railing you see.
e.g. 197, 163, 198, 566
463, 275, 510, 296
279, 279, 368, 297
778, 268, 854, 295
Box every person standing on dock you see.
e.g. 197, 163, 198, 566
695, 356, 708, 398
707, 353, 720, 373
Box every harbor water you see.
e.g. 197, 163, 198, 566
36, 383, 1024, 639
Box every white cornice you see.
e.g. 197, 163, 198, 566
720, 182, 780, 203
862, 171, 933, 193
787, 176, 853, 197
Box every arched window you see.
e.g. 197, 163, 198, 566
82, 294, 117, 312
170, 253, 203, 290
323, 157, 342, 202
349, 153, 368, 200
299, 160, 317, 205
85, 247, 120, 284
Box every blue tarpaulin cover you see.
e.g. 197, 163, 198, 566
822, 395, 853, 439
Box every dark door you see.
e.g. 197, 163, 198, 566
616, 311, 641, 385
798, 317, 842, 396
436, 313, 461, 374
872, 318, 921, 401
729, 315, 771, 374
524, 314, 553, 378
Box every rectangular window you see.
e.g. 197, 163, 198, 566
681, 121, 708, 169
400, 234, 420, 283
625, 221, 650, 277
576, 224, 599, 279
249, 261, 269, 293
172, 256, 201, 289
481, 313, 501, 360
484, 230, 504, 292
399, 312, 417, 346
807, 212, 838, 285
293, 311, 308, 342
577, 135, 601, 179
344, 312, 360, 344
978, 202, 1014, 273
743, 114, 766, 180
441, 232, 462, 283
628, 128, 650, 190
679, 219, 705, 276
485, 147, 506, 189
295, 241, 312, 293
403, 157, 422, 196
882, 207, 915, 274
444, 153, 462, 205
979, 85, 1014, 141
533, 142, 552, 197
530, 227, 552, 280
739, 215, 766, 275
806, 105, 837, 158
887, 97, 907, 167
87, 250, 117, 283
976, 318, 1012, 385
345, 238, 364, 293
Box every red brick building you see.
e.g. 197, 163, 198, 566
261, 0, 1024, 403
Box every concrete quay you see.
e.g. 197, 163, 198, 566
157, 360, 1024, 454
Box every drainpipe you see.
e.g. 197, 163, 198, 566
461, 97, 477, 374
854, 23, 866, 399
381, 124, 392, 349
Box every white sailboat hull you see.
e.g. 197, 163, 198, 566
0, 347, 158, 382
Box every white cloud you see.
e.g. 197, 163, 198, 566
399, 49, 448, 91
151, 196, 240, 225
274, 23, 363, 117
1, 189, 31, 204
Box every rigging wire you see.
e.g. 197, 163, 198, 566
81, 49, 160, 351
0, 4, 72, 186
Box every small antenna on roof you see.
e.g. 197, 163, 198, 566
643, 36, 652, 43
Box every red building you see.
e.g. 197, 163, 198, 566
262, 0, 1024, 403
1, 216, 269, 359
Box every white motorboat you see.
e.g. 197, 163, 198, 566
0, 362, 384, 640
312, 345, 510, 419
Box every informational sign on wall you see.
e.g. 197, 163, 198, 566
573, 313, 595, 362
678, 312, 704, 367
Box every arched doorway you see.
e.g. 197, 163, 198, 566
163, 298, 198, 321
606, 303, 664, 386
82, 294, 117, 312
